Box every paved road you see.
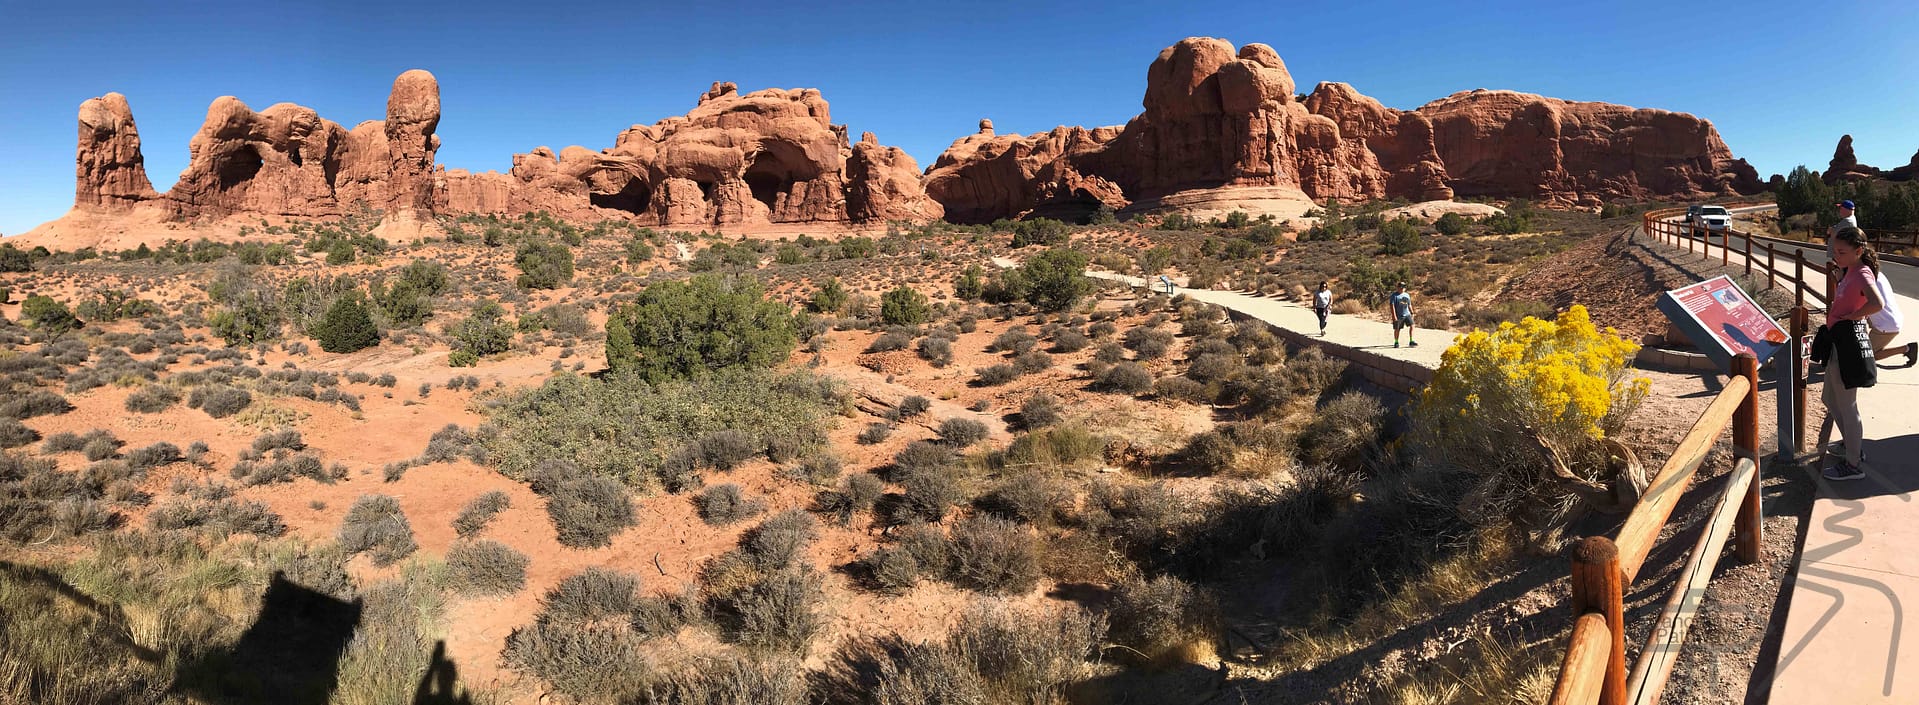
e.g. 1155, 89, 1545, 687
1664, 205, 1919, 298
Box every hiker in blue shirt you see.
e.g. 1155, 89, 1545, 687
1390, 283, 1417, 348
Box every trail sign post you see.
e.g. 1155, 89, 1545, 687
1655, 275, 1795, 459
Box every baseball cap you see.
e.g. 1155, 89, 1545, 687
1838, 199, 1856, 209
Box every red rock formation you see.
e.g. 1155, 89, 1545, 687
74, 93, 157, 210
68, 73, 939, 229
924, 37, 1760, 222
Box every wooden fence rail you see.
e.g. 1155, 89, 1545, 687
1639, 209, 1831, 310
1548, 354, 1763, 705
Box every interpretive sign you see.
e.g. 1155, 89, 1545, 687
1655, 275, 1787, 374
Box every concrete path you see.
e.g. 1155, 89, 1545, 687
1645, 222, 1919, 702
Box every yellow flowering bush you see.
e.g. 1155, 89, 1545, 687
1414, 305, 1650, 542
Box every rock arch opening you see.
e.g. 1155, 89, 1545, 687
217, 145, 264, 191
589, 172, 652, 214
743, 141, 813, 216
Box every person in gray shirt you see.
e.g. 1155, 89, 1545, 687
1827, 199, 1858, 262
1390, 283, 1416, 348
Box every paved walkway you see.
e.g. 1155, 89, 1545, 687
1646, 223, 1919, 702
991, 257, 1454, 370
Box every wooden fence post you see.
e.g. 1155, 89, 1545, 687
1794, 252, 1806, 307
1722, 229, 1729, 266
1791, 306, 1808, 453
1572, 536, 1627, 705
1766, 243, 1776, 289
1732, 354, 1763, 562
1744, 234, 1753, 278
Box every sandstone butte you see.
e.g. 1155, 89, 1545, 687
45, 36, 1766, 242
53, 72, 943, 238
924, 37, 1764, 223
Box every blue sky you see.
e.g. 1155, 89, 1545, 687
2, 0, 1915, 235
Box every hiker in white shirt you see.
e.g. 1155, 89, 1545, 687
1313, 282, 1332, 336
1867, 268, 1917, 367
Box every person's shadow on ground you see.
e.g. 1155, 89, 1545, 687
176, 571, 362, 705
413, 641, 475, 705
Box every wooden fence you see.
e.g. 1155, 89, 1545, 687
1548, 354, 1765, 705
1640, 208, 1831, 309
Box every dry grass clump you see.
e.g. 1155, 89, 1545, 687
452, 490, 510, 538
695, 483, 765, 526
446, 539, 530, 596
849, 602, 1105, 705
1105, 574, 1221, 666
699, 511, 827, 654
948, 516, 1042, 595
123, 383, 181, 413
338, 494, 417, 566
812, 473, 884, 525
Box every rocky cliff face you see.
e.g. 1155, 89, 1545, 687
68, 75, 940, 228
925, 37, 1761, 222
1825, 134, 1919, 183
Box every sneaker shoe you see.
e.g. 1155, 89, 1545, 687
1822, 461, 1867, 482
1409, 341, 1419, 347
1825, 443, 1868, 463
1393, 342, 1400, 348
1906, 342, 1916, 367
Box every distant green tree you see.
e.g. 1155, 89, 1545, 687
1377, 218, 1426, 256
21, 295, 79, 333
1009, 218, 1069, 248
514, 240, 574, 289
604, 317, 637, 374
880, 286, 931, 325
953, 264, 985, 301
453, 302, 515, 362
809, 277, 849, 314
1434, 212, 1472, 236
1015, 248, 1093, 312
0, 244, 30, 273
313, 291, 380, 353
605, 275, 797, 383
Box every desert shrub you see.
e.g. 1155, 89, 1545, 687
312, 291, 381, 353
1012, 350, 1053, 374
1019, 392, 1063, 428
1413, 305, 1647, 546
978, 472, 1073, 526
1093, 341, 1126, 363
1096, 362, 1154, 395
0, 418, 38, 449
0, 390, 72, 419
1123, 326, 1174, 360
711, 563, 825, 654
148, 497, 285, 538
417, 424, 487, 465
1106, 574, 1220, 665
948, 516, 1041, 594
916, 336, 953, 367
1004, 248, 1093, 311
1435, 211, 1472, 236
897, 395, 932, 418
338, 494, 418, 566
1050, 329, 1091, 353
1186, 350, 1241, 383
605, 275, 796, 382
83, 435, 119, 462
1299, 390, 1386, 471
937, 418, 990, 448
453, 490, 510, 538
547, 475, 636, 548
974, 364, 1019, 386
1154, 375, 1213, 405
866, 328, 913, 352
514, 239, 575, 289
644, 653, 811, 704
1377, 217, 1426, 255
808, 277, 849, 314
486, 370, 836, 494
452, 301, 515, 360
22, 295, 80, 334
899, 467, 964, 522
1003, 425, 1104, 468
698, 429, 760, 471
860, 547, 923, 594
807, 468, 879, 520
125, 442, 182, 471
41, 431, 89, 454
1182, 429, 1239, 474
187, 385, 252, 418
990, 328, 1038, 355
251, 428, 305, 454
1458, 299, 1557, 330
857, 423, 893, 445
374, 373, 397, 387
123, 384, 181, 413
892, 441, 953, 476
880, 286, 931, 325
504, 568, 651, 700
446, 540, 530, 596
742, 510, 818, 571
697, 484, 765, 525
